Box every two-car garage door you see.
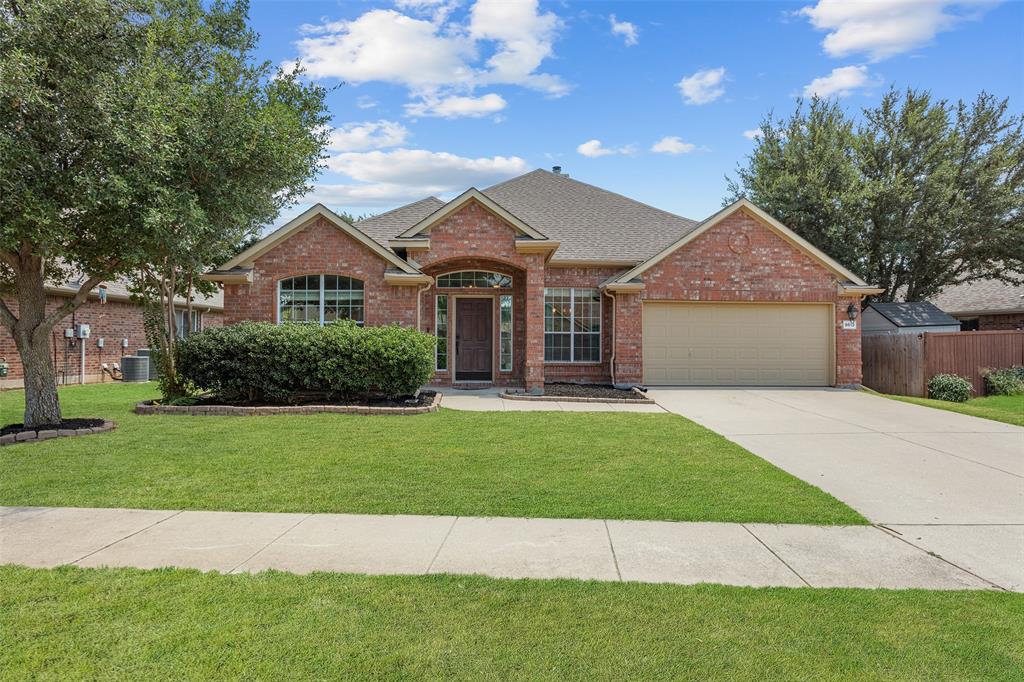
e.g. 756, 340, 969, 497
643, 302, 832, 386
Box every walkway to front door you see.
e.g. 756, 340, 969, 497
455, 298, 492, 381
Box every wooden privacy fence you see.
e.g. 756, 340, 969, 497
862, 330, 1024, 397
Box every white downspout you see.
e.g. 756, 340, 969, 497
415, 280, 433, 332
603, 289, 616, 387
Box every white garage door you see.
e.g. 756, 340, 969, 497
643, 302, 832, 386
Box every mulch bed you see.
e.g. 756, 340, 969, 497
1, 418, 105, 437
543, 383, 647, 400
175, 390, 436, 409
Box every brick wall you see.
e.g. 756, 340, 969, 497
979, 313, 1024, 331
223, 215, 419, 327
1, 295, 223, 388
616, 207, 863, 386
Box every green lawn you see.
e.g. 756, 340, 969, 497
2, 565, 1022, 680
0, 382, 864, 524
889, 393, 1024, 427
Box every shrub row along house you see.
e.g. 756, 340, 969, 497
0, 280, 222, 389
207, 168, 882, 392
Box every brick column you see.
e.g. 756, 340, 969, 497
612, 293, 643, 385
524, 256, 546, 393
835, 296, 862, 386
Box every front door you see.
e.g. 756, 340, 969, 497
455, 298, 493, 381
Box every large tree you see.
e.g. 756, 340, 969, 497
728, 89, 1024, 301
0, 0, 328, 426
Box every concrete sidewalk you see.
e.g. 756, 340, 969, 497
1, 506, 1011, 591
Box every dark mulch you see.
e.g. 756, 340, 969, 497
1, 418, 105, 436
163, 390, 436, 410
543, 383, 645, 400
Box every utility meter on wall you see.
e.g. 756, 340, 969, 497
75, 323, 91, 339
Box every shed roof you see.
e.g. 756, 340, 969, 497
866, 302, 960, 328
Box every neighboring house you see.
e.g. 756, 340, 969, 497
0, 279, 223, 389
862, 302, 962, 336
929, 275, 1024, 331
207, 169, 881, 390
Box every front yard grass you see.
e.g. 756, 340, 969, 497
888, 393, 1024, 427
0, 382, 865, 524
2, 565, 1022, 680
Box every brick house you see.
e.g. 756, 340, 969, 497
0, 280, 223, 389
207, 169, 881, 392
929, 273, 1024, 331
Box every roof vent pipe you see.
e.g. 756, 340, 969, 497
551, 166, 562, 175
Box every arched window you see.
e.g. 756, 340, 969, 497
436, 271, 512, 289
278, 275, 364, 325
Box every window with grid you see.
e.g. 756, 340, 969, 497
499, 294, 512, 371
278, 275, 364, 325
435, 295, 448, 371
544, 288, 600, 362
436, 271, 512, 288
174, 309, 202, 339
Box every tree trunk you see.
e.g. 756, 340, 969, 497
15, 329, 62, 427
11, 265, 62, 427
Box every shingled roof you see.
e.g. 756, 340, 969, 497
930, 274, 1024, 316
354, 169, 699, 263
866, 302, 960, 328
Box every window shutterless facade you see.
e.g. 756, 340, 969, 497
278, 275, 364, 325
436, 271, 512, 289
544, 288, 601, 362
435, 294, 449, 371
499, 294, 512, 371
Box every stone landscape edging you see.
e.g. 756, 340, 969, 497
0, 420, 116, 447
134, 392, 442, 416
501, 387, 654, 404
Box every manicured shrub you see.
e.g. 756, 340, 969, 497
176, 321, 436, 403
981, 366, 1024, 396
927, 373, 973, 403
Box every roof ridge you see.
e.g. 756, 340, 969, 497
355, 196, 443, 225
485, 168, 699, 226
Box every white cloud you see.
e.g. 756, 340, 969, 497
327, 120, 409, 152
294, 1, 568, 104
576, 139, 635, 158
325, 148, 528, 191
677, 67, 727, 105
355, 95, 378, 109
296, 10, 475, 89
610, 14, 639, 46
405, 93, 507, 118
650, 136, 696, 154
798, 0, 998, 62
469, 0, 567, 95
742, 128, 763, 140
802, 65, 873, 97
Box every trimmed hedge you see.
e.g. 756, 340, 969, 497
927, 373, 973, 403
176, 321, 436, 403
981, 366, 1024, 396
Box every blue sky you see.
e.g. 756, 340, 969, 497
250, 0, 1024, 227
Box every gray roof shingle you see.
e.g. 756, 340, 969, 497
929, 274, 1024, 315
352, 169, 699, 263
355, 196, 445, 249
866, 302, 960, 327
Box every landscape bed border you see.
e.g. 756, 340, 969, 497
501, 387, 654, 404
0, 420, 116, 446
134, 392, 442, 416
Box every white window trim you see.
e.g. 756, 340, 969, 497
277, 275, 364, 326
544, 287, 602, 364
435, 294, 449, 372
499, 294, 513, 372
436, 270, 513, 289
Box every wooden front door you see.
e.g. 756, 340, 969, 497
455, 298, 493, 381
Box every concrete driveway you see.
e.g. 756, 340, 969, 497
649, 387, 1024, 589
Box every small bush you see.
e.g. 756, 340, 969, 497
927, 373, 973, 403
981, 365, 1024, 396
176, 321, 436, 403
